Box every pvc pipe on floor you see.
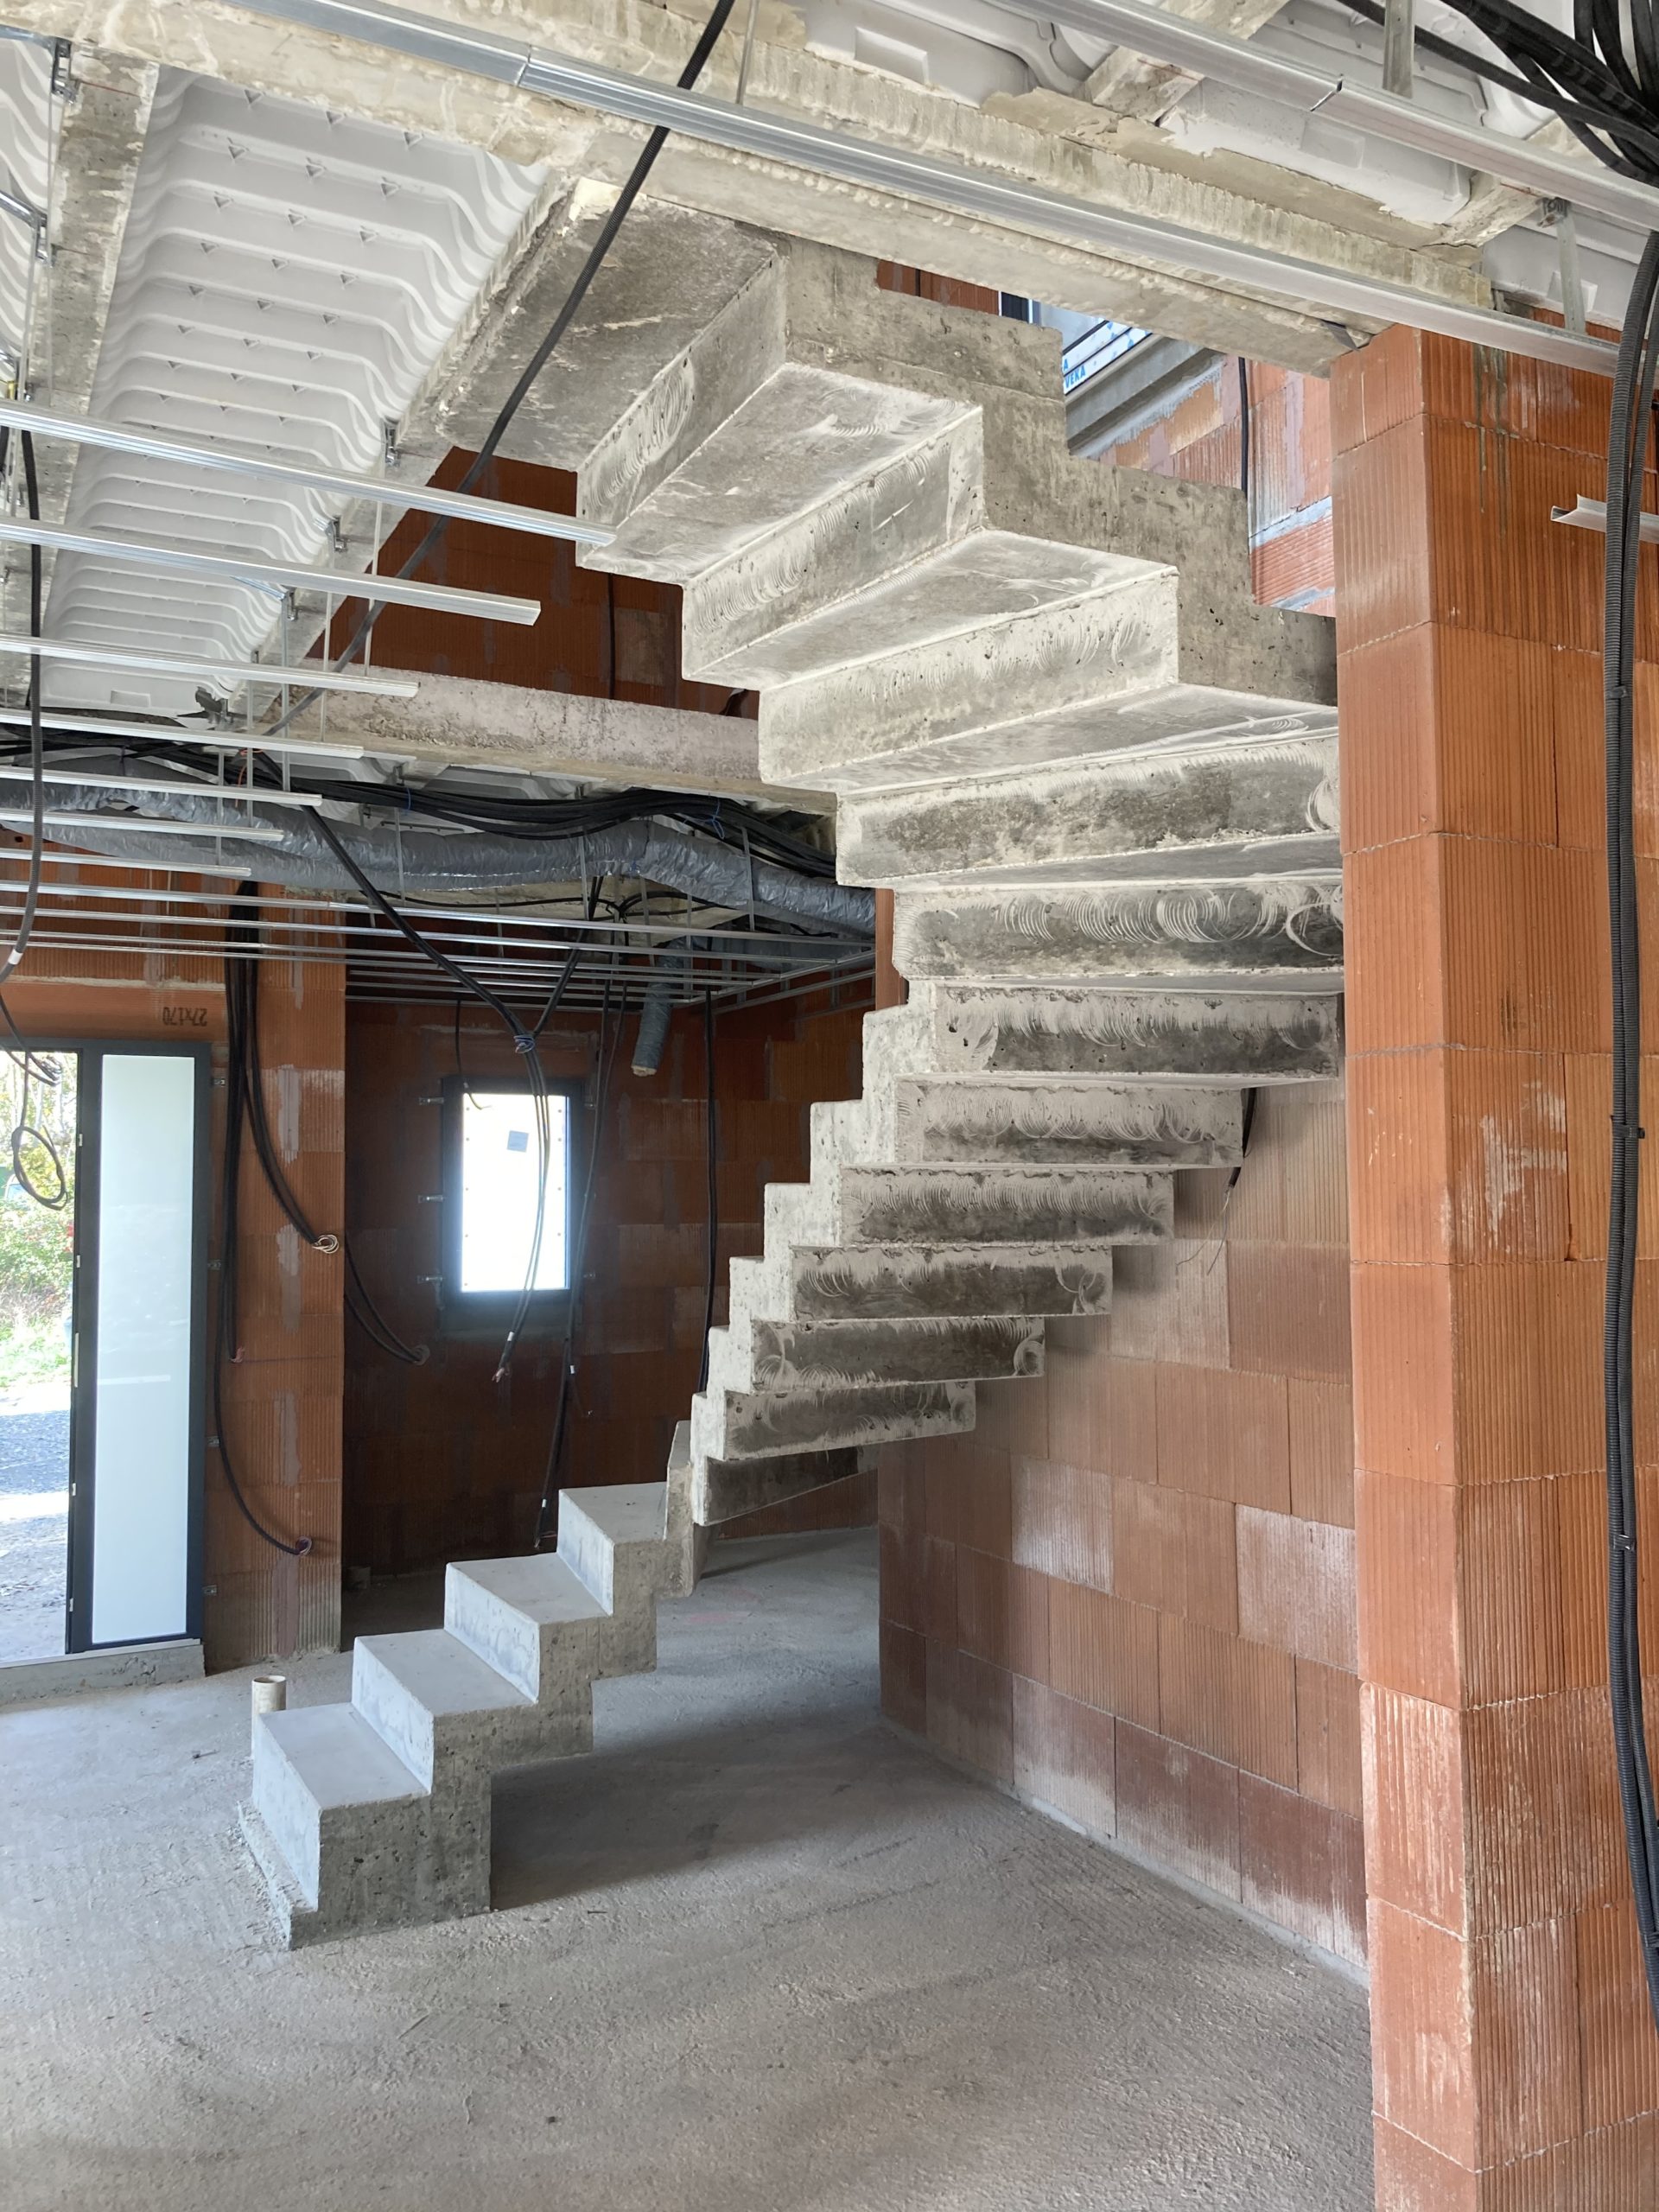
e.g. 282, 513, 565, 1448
251, 1674, 287, 1751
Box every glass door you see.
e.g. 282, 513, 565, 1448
67, 1047, 208, 1652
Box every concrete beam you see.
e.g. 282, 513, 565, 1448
5, 0, 1496, 371
291, 670, 831, 809
35, 48, 156, 529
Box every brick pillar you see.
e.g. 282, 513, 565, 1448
1335, 326, 1659, 2204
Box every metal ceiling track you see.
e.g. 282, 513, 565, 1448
0, 631, 421, 698
0, 397, 617, 550
0, 514, 541, 624
238, 0, 1622, 374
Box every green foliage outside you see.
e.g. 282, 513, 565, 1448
0, 1055, 76, 1394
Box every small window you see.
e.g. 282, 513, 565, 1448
442, 1077, 575, 1317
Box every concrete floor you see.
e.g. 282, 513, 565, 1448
0, 1389, 70, 1667
1, 1529, 1372, 2212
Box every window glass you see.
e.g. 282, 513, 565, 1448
459, 1090, 569, 1295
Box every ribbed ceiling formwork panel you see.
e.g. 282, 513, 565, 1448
41, 69, 544, 720
0, 37, 52, 379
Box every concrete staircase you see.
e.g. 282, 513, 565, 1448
240, 1480, 693, 1944
239, 225, 1339, 1945
569, 235, 1340, 1527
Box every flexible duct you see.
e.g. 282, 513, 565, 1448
35, 785, 873, 937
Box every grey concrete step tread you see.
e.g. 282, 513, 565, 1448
258, 1704, 425, 1810
560, 1482, 668, 1549
353, 1630, 535, 1719
838, 738, 1340, 889
447, 1553, 607, 1630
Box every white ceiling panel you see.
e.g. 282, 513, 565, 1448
39, 68, 544, 719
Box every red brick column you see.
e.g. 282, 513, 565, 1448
1335, 325, 1659, 2205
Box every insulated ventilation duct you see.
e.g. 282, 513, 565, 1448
33, 785, 874, 936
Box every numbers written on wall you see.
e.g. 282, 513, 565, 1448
161, 1006, 209, 1030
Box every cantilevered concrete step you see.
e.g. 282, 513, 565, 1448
577, 247, 974, 583
690, 1442, 877, 1526
764, 1161, 1171, 1250
812, 1081, 1247, 1174
683, 467, 1153, 689
837, 738, 1339, 889
788, 1243, 1116, 1321
836, 1162, 1173, 1244
708, 1313, 1043, 1395
352, 1629, 579, 1791
880, 1082, 1246, 1167
891, 880, 1343, 988
913, 984, 1344, 1083
690, 1376, 975, 1463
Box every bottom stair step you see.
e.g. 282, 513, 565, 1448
251, 1702, 442, 1942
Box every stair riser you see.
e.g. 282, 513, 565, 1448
839, 744, 1340, 890
790, 1246, 1115, 1322
746, 1315, 1043, 1389
251, 1725, 442, 1928
760, 579, 1184, 791
837, 1166, 1172, 1245
688, 518, 1142, 692
925, 987, 1344, 1082
350, 1643, 588, 1792
893, 880, 1343, 986
680, 424, 976, 680
695, 1379, 975, 1461
443, 1568, 603, 1709
583, 358, 967, 584
889, 1081, 1244, 1166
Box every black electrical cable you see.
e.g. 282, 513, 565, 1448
262, 0, 743, 741
696, 989, 718, 1395
213, 928, 311, 1558
304, 805, 554, 1378
223, 892, 428, 1366
1236, 357, 1252, 511
1600, 232, 1659, 2018
533, 982, 626, 1549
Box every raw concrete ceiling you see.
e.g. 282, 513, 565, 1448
0, 0, 1637, 757
2, 0, 1580, 374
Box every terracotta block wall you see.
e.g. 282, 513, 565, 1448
1, 861, 346, 1669
343, 992, 868, 1574
874, 268, 1332, 613
323, 447, 748, 715
1090, 357, 1334, 613
1335, 326, 1659, 2205
877, 1081, 1363, 1963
